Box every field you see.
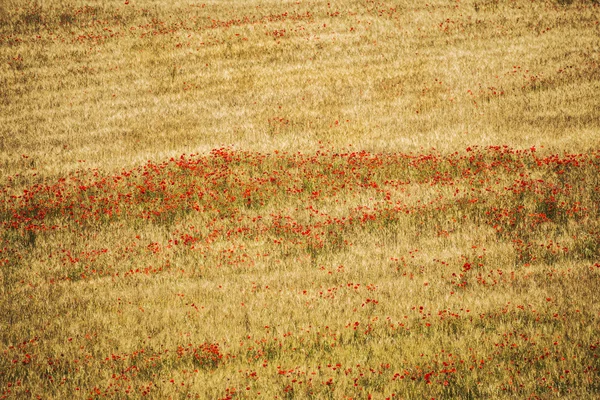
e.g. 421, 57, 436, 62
1, 0, 599, 398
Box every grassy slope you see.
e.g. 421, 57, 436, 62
1, 0, 599, 182
1, 0, 599, 399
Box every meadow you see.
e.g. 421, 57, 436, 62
1, 0, 599, 398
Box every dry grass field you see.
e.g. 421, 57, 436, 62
1, 0, 599, 398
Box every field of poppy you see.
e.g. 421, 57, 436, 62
1, 0, 599, 399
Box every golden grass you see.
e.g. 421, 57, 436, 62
1, 0, 599, 398
1, 0, 599, 181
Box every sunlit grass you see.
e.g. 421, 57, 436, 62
1, 0, 599, 398
1, 0, 599, 184
2, 147, 599, 398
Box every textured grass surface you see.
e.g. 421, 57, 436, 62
1, 0, 599, 182
1, 0, 599, 398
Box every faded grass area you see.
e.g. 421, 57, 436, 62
1, 0, 599, 182
1, 0, 599, 399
